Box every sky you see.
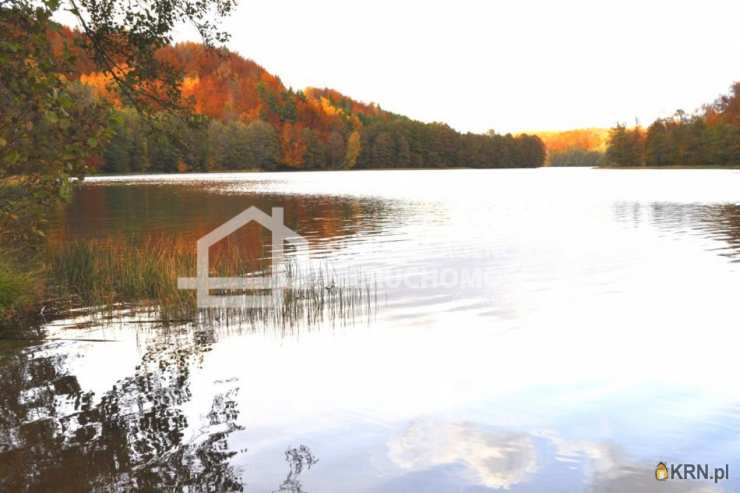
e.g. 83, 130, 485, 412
64, 0, 740, 134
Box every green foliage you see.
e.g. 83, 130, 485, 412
302, 128, 327, 169
644, 120, 671, 166
326, 132, 346, 169
371, 132, 394, 166
177, 118, 281, 171
606, 124, 644, 166
549, 149, 605, 167
640, 116, 740, 167
0, 254, 37, 319
100, 108, 155, 173
0, 6, 112, 244
355, 121, 545, 169
244, 120, 281, 170
609, 84, 740, 167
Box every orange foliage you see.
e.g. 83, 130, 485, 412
62, 32, 393, 168
280, 122, 307, 167
706, 81, 740, 126
80, 72, 121, 107
305, 88, 382, 119
533, 128, 610, 153
47, 24, 96, 75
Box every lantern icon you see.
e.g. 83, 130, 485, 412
655, 462, 669, 481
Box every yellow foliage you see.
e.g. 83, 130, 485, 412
344, 130, 361, 169
319, 96, 341, 117
531, 128, 610, 153
80, 72, 120, 107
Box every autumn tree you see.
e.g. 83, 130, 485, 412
344, 131, 361, 169
1, 0, 235, 242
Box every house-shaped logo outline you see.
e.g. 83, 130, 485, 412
178, 207, 308, 308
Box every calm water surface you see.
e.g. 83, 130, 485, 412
3, 168, 740, 492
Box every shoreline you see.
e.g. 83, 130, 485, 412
597, 164, 740, 170
82, 166, 538, 179
83, 164, 740, 180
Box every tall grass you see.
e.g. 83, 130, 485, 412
47, 236, 377, 329
0, 252, 40, 322
49, 237, 196, 310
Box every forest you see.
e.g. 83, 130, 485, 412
605, 83, 740, 167
60, 37, 546, 173
534, 128, 608, 166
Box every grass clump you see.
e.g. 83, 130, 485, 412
0, 253, 41, 322
48, 236, 196, 311
46, 235, 378, 329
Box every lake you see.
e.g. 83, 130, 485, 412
2, 168, 740, 492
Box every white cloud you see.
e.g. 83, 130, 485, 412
388, 420, 538, 489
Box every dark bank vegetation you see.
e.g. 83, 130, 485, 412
547, 148, 605, 167
605, 83, 740, 167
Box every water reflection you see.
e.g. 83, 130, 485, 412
51, 184, 396, 253
273, 446, 319, 493
614, 202, 740, 262
388, 422, 723, 492
388, 421, 537, 489
545, 432, 721, 493
0, 324, 245, 492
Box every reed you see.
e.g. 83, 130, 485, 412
47, 235, 377, 329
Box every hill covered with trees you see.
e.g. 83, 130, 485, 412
67, 40, 545, 172
534, 128, 608, 166
605, 83, 740, 167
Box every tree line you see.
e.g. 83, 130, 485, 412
100, 105, 546, 173
606, 83, 740, 167
547, 148, 605, 167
